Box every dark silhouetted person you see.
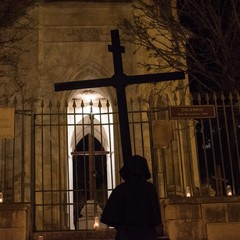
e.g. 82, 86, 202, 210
101, 155, 162, 240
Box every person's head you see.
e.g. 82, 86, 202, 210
120, 155, 151, 181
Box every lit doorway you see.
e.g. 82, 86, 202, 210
67, 90, 116, 229
72, 134, 108, 228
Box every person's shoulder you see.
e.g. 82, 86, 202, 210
112, 181, 127, 192
108, 182, 128, 199
115, 181, 127, 189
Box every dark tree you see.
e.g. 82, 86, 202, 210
0, 0, 34, 63
0, 0, 34, 103
121, 0, 240, 92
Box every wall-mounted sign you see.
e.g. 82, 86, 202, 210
152, 120, 174, 149
0, 107, 15, 138
169, 105, 216, 119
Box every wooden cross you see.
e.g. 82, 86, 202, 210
55, 29, 185, 164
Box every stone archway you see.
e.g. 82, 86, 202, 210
72, 134, 108, 229
67, 89, 116, 229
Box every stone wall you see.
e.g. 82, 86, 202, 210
0, 204, 31, 240
33, 229, 116, 240
162, 197, 240, 240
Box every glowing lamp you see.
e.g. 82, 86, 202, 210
226, 185, 233, 196
0, 192, 3, 203
185, 186, 191, 197
93, 216, 100, 230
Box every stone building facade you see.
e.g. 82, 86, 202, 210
1, 1, 239, 240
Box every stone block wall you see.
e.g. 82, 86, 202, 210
162, 197, 240, 240
0, 204, 30, 240
33, 229, 116, 240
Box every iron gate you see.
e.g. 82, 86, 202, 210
33, 97, 154, 231
0, 92, 240, 232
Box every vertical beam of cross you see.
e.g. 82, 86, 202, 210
108, 30, 132, 163
108, 30, 125, 75
55, 29, 185, 165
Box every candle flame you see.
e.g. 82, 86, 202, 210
226, 185, 233, 196
185, 186, 191, 197
93, 216, 100, 229
0, 192, 3, 203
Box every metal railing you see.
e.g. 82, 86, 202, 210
0, 92, 239, 232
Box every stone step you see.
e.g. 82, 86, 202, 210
33, 229, 116, 240
33, 230, 170, 240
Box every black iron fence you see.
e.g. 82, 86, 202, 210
0, 92, 239, 232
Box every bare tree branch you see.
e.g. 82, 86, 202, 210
120, 0, 240, 92
0, 0, 35, 103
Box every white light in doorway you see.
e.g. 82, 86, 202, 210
0, 192, 3, 203
226, 185, 233, 196
185, 186, 192, 197
93, 216, 100, 230
74, 90, 103, 104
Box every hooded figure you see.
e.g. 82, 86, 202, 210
101, 155, 161, 240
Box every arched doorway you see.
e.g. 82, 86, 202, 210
73, 133, 108, 228
67, 89, 116, 229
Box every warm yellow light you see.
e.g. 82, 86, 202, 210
37, 236, 44, 240
226, 185, 233, 196
93, 216, 100, 230
74, 90, 101, 104
185, 186, 191, 197
0, 192, 3, 203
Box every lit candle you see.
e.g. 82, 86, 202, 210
0, 192, 3, 203
93, 216, 100, 230
226, 185, 232, 196
185, 186, 191, 197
